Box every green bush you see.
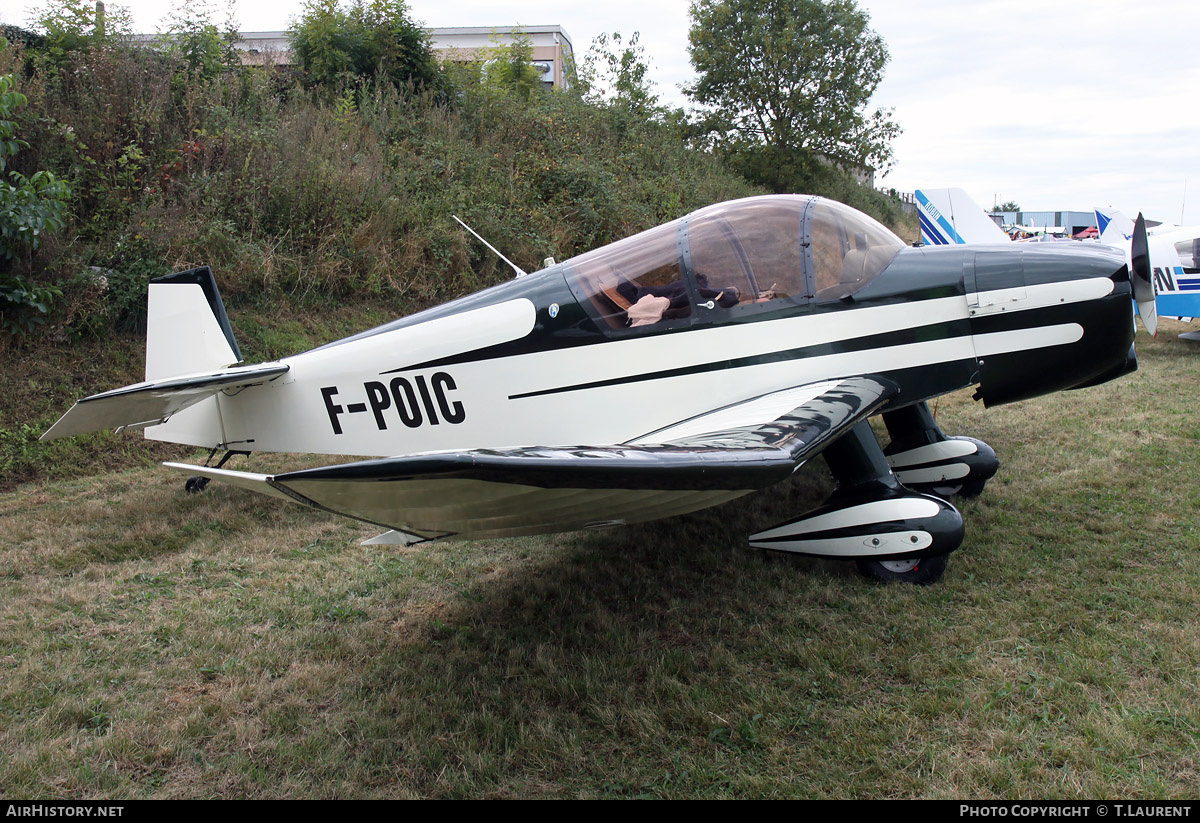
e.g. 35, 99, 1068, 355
5, 11, 907, 342
0, 274, 61, 336
29, 0, 133, 69
289, 0, 442, 94
0, 69, 70, 261
0, 62, 70, 337
155, 0, 242, 105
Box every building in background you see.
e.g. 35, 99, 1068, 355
987, 209, 1097, 237
231, 25, 575, 89
232, 31, 290, 66
429, 26, 574, 90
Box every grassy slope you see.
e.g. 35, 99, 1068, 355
2, 38, 919, 490
0, 298, 413, 490
1, 320, 1197, 799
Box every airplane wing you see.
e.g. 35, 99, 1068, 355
165, 376, 898, 544
41, 362, 289, 440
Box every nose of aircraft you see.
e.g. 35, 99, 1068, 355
968, 242, 1136, 406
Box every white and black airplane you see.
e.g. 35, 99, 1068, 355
43, 195, 1149, 584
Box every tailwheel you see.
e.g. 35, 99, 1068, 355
182, 447, 250, 493
184, 476, 210, 494
856, 553, 949, 585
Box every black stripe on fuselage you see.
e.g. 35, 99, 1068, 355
506, 288, 1116, 404
507, 317, 972, 400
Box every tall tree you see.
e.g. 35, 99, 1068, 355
686, 0, 899, 193
481, 34, 543, 101
289, 0, 440, 93
580, 32, 662, 119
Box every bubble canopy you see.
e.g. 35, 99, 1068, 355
562, 195, 905, 332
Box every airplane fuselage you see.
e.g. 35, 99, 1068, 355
45, 194, 1142, 576
155, 241, 1134, 459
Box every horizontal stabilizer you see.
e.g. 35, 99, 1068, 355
161, 376, 897, 541
41, 362, 288, 441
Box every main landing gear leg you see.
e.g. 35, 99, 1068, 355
184, 448, 251, 494
881, 402, 999, 499
749, 420, 964, 584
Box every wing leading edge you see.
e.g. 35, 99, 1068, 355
165, 376, 898, 543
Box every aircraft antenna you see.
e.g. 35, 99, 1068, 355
453, 215, 528, 278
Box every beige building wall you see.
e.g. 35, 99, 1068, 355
230, 25, 576, 88
428, 25, 575, 90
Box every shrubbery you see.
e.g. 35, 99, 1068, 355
0, 55, 69, 338
1, 0, 910, 347
289, 0, 441, 94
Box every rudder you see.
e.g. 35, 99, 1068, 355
145, 266, 242, 381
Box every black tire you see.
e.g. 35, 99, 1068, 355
951, 478, 987, 499
856, 553, 949, 585
185, 476, 210, 494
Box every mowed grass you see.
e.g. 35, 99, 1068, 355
1, 321, 1198, 798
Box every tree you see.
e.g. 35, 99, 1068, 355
158, 0, 240, 86
994, 201, 1020, 213
481, 33, 542, 101
579, 32, 661, 119
32, 0, 133, 66
685, 0, 900, 193
289, 0, 440, 93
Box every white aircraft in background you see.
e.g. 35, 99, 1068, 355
1095, 208, 1200, 262
1095, 207, 1200, 335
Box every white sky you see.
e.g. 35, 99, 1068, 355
6, 0, 1200, 223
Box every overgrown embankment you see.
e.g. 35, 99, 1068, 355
0, 34, 913, 489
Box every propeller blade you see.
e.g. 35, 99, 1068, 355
1131, 213, 1157, 337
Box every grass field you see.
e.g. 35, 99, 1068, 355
1, 320, 1198, 799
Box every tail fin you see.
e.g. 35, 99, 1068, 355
145, 266, 242, 380
42, 267, 288, 446
1094, 207, 1135, 246
915, 188, 1011, 245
